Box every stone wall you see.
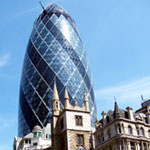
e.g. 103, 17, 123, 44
67, 130, 92, 150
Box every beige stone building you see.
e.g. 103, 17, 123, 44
94, 99, 150, 150
51, 80, 93, 150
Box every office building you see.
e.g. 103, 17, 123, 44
18, 3, 97, 137
94, 99, 150, 150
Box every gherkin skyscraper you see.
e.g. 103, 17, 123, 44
18, 3, 97, 137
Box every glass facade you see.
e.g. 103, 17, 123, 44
18, 3, 97, 137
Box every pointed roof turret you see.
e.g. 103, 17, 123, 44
114, 99, 120, 118
83, 88, 88, 102
64, 86, 69, 100
52, 78, 59, 100
83, 89, 89, 111
74, 98, 78, 106
52, 78, 60, 115
64, 86, 70, 109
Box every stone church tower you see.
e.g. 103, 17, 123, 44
51, 79, 93, 150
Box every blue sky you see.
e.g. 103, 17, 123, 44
1, 0, 150, 149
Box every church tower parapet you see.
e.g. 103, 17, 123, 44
51, 81, 93, 150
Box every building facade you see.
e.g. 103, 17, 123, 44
14, 90, 150, 150
51, 80, 93, 150
18, 3, 96, 137
94, 100, 150, 150
13, 125, 51, 150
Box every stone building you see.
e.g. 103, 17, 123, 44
94, 99, 150, 150
13, 125, 51, 150
51, 79, 93, 150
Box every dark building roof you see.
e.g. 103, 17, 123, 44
37, 3, 75, 25
113, 101, 120, 118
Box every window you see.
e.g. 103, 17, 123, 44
107, 129, 111, 138
122, 124, 125, 133
29, 139, 31, 144
25, 139, 28, 144
46, 134, 51, 139
56, 102, 58, 109
34, 132, 41, 137
143, 143, 147, 150
77, 134, 84, 145
140, 127, 144, 136
106, 116, 110, 123
102, 134, 104, 142
144, 117, 148, 123
139, 143, 142, 150
38, 132, 41, 137
75, 116, 82, 126
148, 130, 150, 138
128, 126, 133, 135
120, 141, 124, 150
109, 146, 112, 150
118, 124, 121, 133
34, 132, 37, 137
136, 127, 139, 135
33, 143, 37, 146
98, 136, 101, 144
130, 142, 135, 150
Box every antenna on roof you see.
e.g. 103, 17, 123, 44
114, 96, 116, 103
39, 1, 45, 10
141, 94, 144, 102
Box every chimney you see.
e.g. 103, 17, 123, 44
126, 107, 135, 121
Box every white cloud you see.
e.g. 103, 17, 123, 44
0, 52, 11, 67
95, 76, 150, 103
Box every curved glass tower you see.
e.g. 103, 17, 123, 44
18, 3, 97, 137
